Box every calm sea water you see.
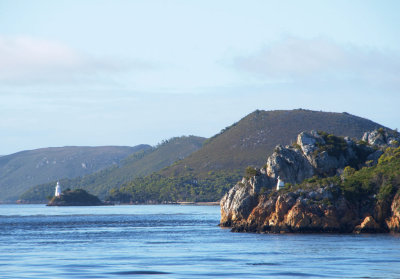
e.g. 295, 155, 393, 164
1, 204, 400, 278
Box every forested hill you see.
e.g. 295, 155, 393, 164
160, 109, 385, 178
107, 109, 388, 203
20, 136, 205, 202
0, 145, 150, 202
21, 110, 388, 203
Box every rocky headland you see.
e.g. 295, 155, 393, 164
220, 129, 400, 233
47, 189, 106, 206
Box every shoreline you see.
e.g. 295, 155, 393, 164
177, 201, 220, 206
8, 201, 221, 206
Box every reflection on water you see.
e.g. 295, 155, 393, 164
1, 204, 400, 278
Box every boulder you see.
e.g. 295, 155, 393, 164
312, 151, 342, 176
220, 180, 258, 226
297, 131, 324, 160
266, 145, 314, 185
354, 216, 381, 233
248, 174, 274, 193
362, 129, 400, 147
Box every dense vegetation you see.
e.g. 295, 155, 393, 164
315, 131, 349, 158
1, 145, 149, 202
341, 146, 400, 202
20, 136, 205, 202
106, 170, 243, 203
47, 189, 103, 206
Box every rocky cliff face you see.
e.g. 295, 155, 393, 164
227, 185, 357, 233
220, 129, 400, 233
220, 175, 272, 226
263, 130, 376, 186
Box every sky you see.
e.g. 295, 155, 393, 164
1, 0, 399, 155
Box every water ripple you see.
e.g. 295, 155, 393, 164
1, 204, 400, 279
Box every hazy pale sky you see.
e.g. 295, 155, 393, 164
1, 0, 399, 155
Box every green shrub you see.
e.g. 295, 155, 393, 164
340, 147, 400, 202
378, 147, 400, 165
316, 132, 348, 159
377, 182, 394, 201
343, 166, 356, 178
245, 166, 259, 177
357, 140, 368, 146
321, 198, 332, 206
292, 143, 301, 150
260, 187, 268, 194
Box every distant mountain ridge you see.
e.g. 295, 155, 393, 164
160, 109, 385, 178
18, 109, 389, 203
20, 136, 206, 202
107, 109, 389, 203
0, 145, 150, 202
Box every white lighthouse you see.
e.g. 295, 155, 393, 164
276, 176, 284, 191
55, 181, 61, 197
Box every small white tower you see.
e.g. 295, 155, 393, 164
55, 181, 61, 197
276, 176, 284, 191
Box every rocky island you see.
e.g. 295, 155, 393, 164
47, 189, 106, 206
220, 129, 400, 233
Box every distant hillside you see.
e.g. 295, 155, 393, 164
21, 136, 206, 202
161, 109, 385, 177
0, 145, 150, 202
108, 109, 388, 203
20, 110, 389, 203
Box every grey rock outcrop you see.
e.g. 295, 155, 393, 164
264, 130, 369, 185
302, 132, 365, 176
362, 129, 400, 147
220, 172, 276, 226
248, 174, 274, 193
220, 179, 258, 226
266, 145, 314, 184
297, 130, 324, 161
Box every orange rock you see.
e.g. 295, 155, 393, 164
322, 208, 341, 230
386, 193, 400, 232
275, 195, 289, 221
386, 216, 400, 232
285, 201, 309, 230
354, 216, 380, 233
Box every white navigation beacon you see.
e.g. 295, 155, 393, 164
55, 181, 61, 197
276, 176, 284, 190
